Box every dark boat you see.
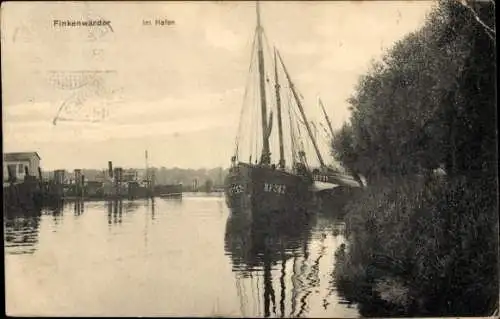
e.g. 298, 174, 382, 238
224, 2, 327, 222
225, 162, 312, 220
154, 183, 183, 198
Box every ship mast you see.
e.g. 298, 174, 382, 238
319, 98, 335, 138
256, 1, 271, 165
288, 102, 297, 166
274, 48, 285, 169
145, 150, 151, 193
277, 50, 326, 167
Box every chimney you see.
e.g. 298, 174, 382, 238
74, 169, 82, 186
108, 161, 113, 178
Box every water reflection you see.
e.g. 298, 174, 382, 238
42, 200, 64, 216
107, 200, 123, 225
224, 210, 359, 318
74, 200, 84, 216
4, 212, 41, 255
123, 200, 142, 214
5, 195, 358, 317
104, 199, 159, 225
149, 198, 155, 220
224, 212, 314, 317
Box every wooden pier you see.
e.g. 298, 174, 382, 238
4, 156, 185, 214
3, 161, 64, 211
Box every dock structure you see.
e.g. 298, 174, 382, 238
4, 168, 41, 213
58, 159, 182, 201
4, 153, 185, 206
155, 184, 183, 198
3, 152, 41, 181
3, 152, 65, 213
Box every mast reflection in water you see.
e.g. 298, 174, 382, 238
5, 195, 358, 317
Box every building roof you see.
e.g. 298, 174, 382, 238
3, 152, 41, 161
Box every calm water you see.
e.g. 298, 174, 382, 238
5, 193, 358, 317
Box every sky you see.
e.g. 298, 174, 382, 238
2, 1, 434, 170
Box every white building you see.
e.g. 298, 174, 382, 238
3, 152, 41, 181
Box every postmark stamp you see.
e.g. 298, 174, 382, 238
83, 8, 114, 41
46, 5, 119, 124
49, 70, 121, 125
12, 24, 35, 43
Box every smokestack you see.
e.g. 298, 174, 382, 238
74, 169, 82, 185
114, 168, 120, 183
108, 161, 113, 178
54, 169, 66, 184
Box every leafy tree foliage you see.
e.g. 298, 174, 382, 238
332, 0, 497, 316
333, 0, 496, 184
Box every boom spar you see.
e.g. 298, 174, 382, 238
277, 50, 326, 168
319, 98, 335, 138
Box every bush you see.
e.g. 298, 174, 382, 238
331, 0, 497, 316
334, 174, 498, 316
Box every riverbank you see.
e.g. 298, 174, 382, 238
332, 173, 498, 316
327, 0, 497, 316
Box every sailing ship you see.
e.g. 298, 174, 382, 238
224, 2, 328, 220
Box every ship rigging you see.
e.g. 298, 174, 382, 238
225, 1, 361, 218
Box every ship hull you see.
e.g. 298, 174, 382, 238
224, 163, 313, 224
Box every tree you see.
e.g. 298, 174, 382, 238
332, 0, 495, 183
331, 0, 498, 315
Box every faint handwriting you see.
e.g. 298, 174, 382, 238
49, 70, 120, 125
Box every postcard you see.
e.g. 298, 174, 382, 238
2, 1, 497, 317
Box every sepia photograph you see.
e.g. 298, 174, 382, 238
1, 0, 498, 317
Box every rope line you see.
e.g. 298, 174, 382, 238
234, 31, 258, 160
